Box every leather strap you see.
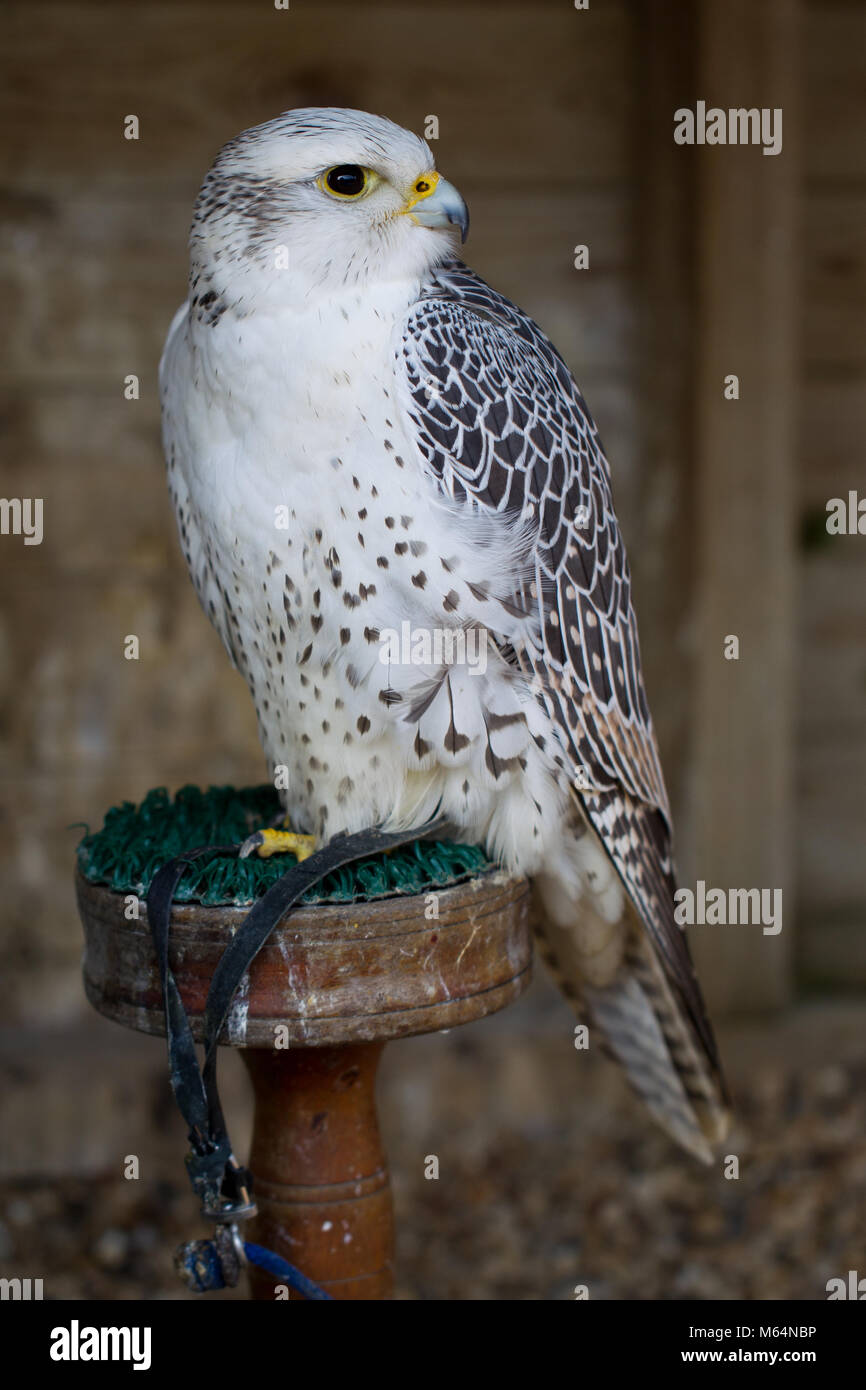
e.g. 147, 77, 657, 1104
146, 821, 444, 1219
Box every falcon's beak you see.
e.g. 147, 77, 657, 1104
403, 172, 470, 243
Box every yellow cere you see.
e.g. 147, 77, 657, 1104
402, 170, 440, 213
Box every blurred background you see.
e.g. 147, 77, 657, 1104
1, 0, 864, 1299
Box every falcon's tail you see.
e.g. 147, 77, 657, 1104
533, 896, 730, 1164
583, 931, 729, 1163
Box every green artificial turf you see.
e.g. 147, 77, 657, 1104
76, 784, 493, 906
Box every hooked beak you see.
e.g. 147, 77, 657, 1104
402, 172, 470, 244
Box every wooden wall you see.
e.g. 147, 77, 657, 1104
797, 1, 866, 986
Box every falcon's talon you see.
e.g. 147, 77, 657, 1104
241, 828, 317, 861
238, 830, 264, 860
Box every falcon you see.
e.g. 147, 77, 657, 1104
160, 108, 730, 1161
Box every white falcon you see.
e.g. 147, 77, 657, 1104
160, 108, 730, 1160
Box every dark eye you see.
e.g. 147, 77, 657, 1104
324, 165, 368, 198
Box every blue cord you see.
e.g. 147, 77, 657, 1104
244, 1242, 334, 1301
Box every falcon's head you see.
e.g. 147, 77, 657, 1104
189, 108, 469, 307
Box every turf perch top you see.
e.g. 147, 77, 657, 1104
77, 785, 492, 908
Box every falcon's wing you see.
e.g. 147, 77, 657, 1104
395, 260, 724, 1082
401, 262, 669, 819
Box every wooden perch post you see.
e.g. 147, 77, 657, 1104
77, 870, 531, 1300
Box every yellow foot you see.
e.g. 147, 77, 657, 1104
239, 828, 317, 861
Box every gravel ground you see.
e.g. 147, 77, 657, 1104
1, 994, 864, 1301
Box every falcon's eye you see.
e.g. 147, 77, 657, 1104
321, 165, 371, 200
